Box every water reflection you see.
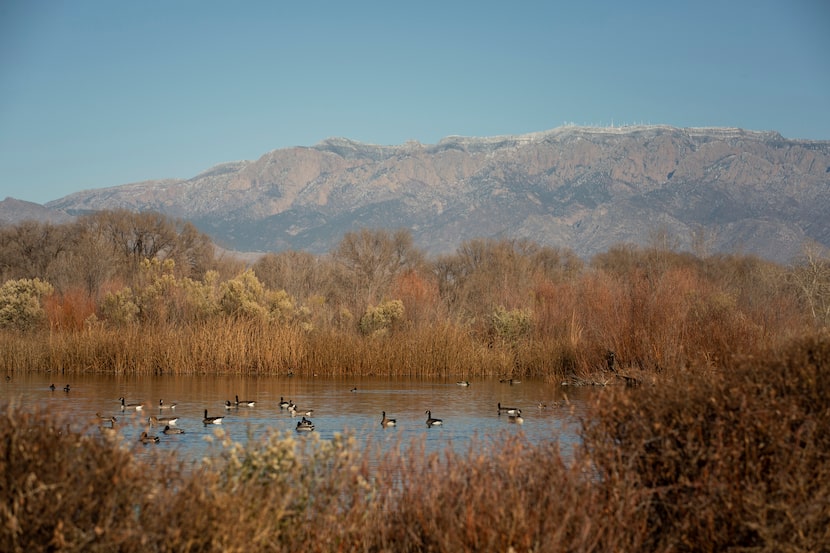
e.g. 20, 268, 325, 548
3, 373, 593, 465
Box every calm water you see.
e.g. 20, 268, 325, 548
2, 373, 592, 466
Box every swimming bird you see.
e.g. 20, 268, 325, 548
456, 380, 471, 387
296, 419, 314, 432
508, 409, 524, 424
203, 410, 224, 425
119, 397, 144, 411
381, 411, 397, 427
158, 399, 177, 410
63, 384, 71, 393
351, 386, 358, 392
497, 403, 520, 416
139, 431, 160, 444
279, 397, 290, 409
49, 383, 56, 391
224, 400, 237, 410
425, 410, 443, 427
148, 415, 179, 426
235, 395, 256, 407
162, 425, 184, 435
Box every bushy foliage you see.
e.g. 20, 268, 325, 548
0, 278, 54, 330
490, 305, 533, 344
359, 299, 405, 336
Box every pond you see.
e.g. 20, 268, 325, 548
3, 372, 593, 466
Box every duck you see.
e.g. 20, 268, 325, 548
425, 410, 443, 427
119, 397, 144, 411
158, 399, 177, 410
456, 380, 471, 387
279, 397, 290, 409
162, 425, 184, 435
235, 395, 256, 407
139, 431, 160, 444
381, 411, 397, 427
497, 403, 520, 416
203, 410, 224, 425
148, 415, 179, 426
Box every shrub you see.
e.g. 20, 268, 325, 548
0, 278, 54, 330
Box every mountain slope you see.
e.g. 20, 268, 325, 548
43, 125, 830, 262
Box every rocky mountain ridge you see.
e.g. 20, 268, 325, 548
8, 125, 830, 263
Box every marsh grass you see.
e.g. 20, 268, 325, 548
3, 332, 828, 552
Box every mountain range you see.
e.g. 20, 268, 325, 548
3, 125, 829, 263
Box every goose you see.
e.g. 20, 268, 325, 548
350, 386, 358, 393
63, 384, 71, 393
425, 410, 443, 427
224, 400, 237, 410
203, 410, 224, 425
148, 415, 179, 426
508, 409, 524, 424
139, 431, 160, 444
296, 419, 314, 432
49, 383, 56, 391
162, 425, 184, 435
381, 411, 397, 427
301, 409, 314, 417
119, 397, 144, 411
456, 380, 471, 387
279, 397, 290, 409
158, 399, 177, 410
235, 395, 256, 407
497, 403, 520, 416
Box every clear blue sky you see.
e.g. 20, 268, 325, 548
1, 0, 828, 205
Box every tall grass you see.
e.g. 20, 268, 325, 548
4, 331, 828, 552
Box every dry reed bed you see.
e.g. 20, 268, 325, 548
3, 332, 828, 552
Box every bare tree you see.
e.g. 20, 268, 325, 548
331, 228, 424, 312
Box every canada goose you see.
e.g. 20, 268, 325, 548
456, 380, 471, 386
63, 384, 71, 393
301, 409, 314, 417
224, 400, 237, 410
139, 431, 160, 444
119, 397, 144, 411
203, 410, 224, 425
158, 399, 177, 410
235, 395, 256, 407
162, 425, 184, 435
279, 397, 290, 409
350, 386, 358, 393
381, 411, 397, 427
425, 410, 443, 427
508, 409, 524, 424
148, 415, 179, 426
296, 419, 314, 432
49, 383, 56, 391
497, 403, 520, 416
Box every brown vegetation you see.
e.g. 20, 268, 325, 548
2, 332, 828, 552
1, 212, 828, 380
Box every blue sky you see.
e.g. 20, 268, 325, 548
1, 1, 828, 205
